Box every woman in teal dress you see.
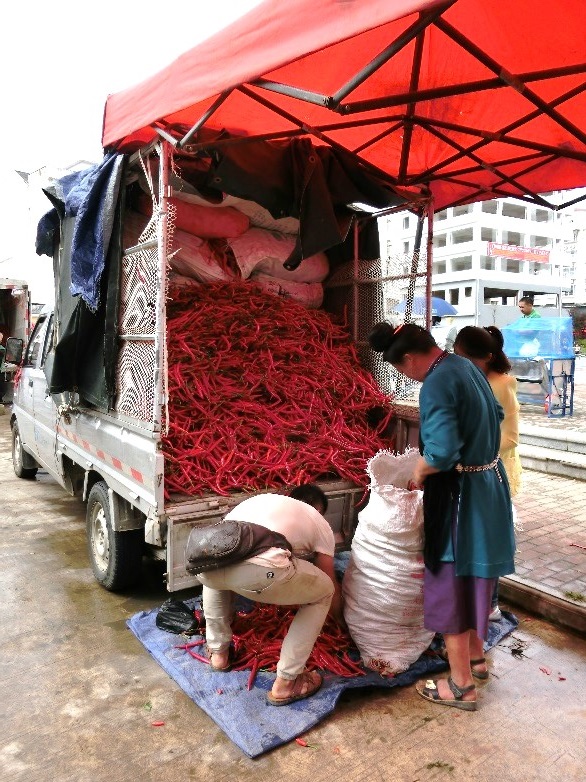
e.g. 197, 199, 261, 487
368, 322, 515, 711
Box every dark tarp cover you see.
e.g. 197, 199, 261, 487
39, 156, 126, 410
202, 138, 403, 268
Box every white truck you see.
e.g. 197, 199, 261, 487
7, 142, 401, 593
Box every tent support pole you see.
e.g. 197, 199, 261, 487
235, 85, 402, 186
404, 79, 586, 185
352, 220, 359, 343
330, 1, 456, 107
398, 28, 425, 181
404, 207, 426, 324
341, 62, 586, 114
425, 201, 434, 332
179, 91, 232, 147
434, 17, 586, 148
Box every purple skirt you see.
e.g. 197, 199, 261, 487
424, 563, 496, 640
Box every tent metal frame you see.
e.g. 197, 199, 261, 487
155, 3, 586, 213
144, 2, 586, 327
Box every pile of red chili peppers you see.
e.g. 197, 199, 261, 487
176, 604, 365, 688
163, 281, 393, 497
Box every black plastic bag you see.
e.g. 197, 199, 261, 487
155, 599, 202, 635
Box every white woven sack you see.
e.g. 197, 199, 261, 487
170, 230, 237, 283
173, 190, 300, 236
342, 448, 434, 675
228, 227, 329, 282
249, 272, 324, 309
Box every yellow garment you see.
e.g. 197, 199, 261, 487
488, 372, 522, 496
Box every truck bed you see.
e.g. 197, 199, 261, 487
164, 480, 365, 591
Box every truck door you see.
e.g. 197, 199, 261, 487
15, 314, 49, 455
18, 313, 58, 471
31, 313, 60, 474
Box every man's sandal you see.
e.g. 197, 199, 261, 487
266, 671, 323, 706
416, 677, 477, 711
470, 657, 489, 681
206, 647, 232, 673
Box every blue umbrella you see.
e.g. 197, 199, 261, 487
393, 296, 458, 317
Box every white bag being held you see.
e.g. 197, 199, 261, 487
342, 448, 434, 675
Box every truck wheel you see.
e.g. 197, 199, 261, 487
86, 481, 143, 591
12, 421, 38, 479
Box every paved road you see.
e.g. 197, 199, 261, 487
1, 412, 586, 781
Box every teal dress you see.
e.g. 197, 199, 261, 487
420, 353, 515, 578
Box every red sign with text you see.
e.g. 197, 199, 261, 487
487, 242, 550, 263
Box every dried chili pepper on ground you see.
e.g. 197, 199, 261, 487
179, 604, 365, 685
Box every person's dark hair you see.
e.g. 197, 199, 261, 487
519, 296, 534, 305
289, 483, 328, 514
453, 325, 511, 374
368, 321, 437, 364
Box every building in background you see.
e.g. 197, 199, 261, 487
379, 190, 586, 329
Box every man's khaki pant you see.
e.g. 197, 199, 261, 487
199, 557, 334, 680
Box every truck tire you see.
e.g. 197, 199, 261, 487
12, 421, 38, 479
86, 481, 143, 591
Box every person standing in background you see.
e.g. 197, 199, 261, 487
453, 325, 522, 622
368, 322, 515, 711
431, 316, 458, 352
518, 296, 541, 318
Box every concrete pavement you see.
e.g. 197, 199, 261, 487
1, 409, 585, 781
502, 355, 586, 633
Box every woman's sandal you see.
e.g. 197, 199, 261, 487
416, 676, 477, 711
470, 657, 489, 681
266, 671, 323, 707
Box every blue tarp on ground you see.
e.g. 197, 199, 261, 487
127, 598, 518, 758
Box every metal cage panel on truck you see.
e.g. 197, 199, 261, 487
115, 218, 159, 422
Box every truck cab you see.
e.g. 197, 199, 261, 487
9, 307, 58, 479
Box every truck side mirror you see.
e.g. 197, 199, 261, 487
5, 337, 24, 364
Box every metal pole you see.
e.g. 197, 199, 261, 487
352, 220, 359, 342
405, 208, 425, 323
425, 202, 434, 331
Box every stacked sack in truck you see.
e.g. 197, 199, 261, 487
128, 189, 329, 307
342, 448, 434, 675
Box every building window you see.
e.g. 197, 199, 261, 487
502, 230, 522, 245
465, 286, 472, 297
434, 209, 448, 221
534, 208, 550, 223
452, 255, 473, 272
453, 204, 472, 216
403, 241, 410, 255
403, 216, 410, 230
433, 261, 447, 274
433, 291, 446, 300
530, 235, 550, 247
452, 227, 474, 244
481, 200, 498, 214
505, 259, 522, 273
481, 226, 497, 242
449, 289, 459, 305
480, 255, 495, 270
502, 203, 527, 219
433, 234, 447, 248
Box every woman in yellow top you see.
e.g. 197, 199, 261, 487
454, 325, 522, 620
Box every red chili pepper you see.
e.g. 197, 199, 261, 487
163, 281, 394, 497
151, 721, 165, 727
295, 738, 318, 748
247, 658, 259, 691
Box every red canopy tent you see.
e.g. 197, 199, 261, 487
103, 0, 586, 212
